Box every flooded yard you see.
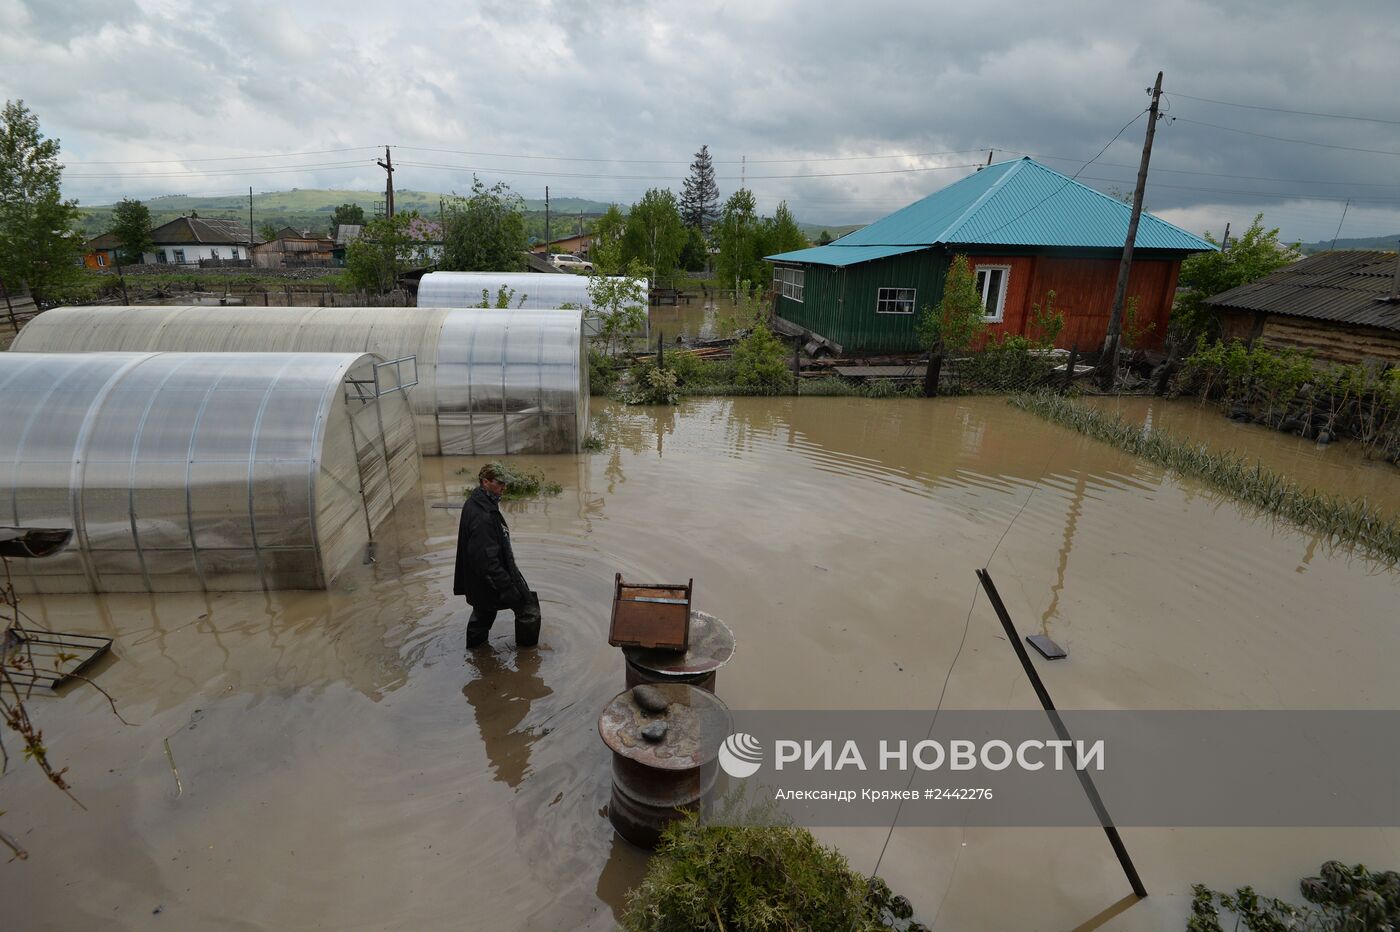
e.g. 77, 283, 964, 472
4, 395, 1399, 929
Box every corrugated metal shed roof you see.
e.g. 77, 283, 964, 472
150, 216, 251, 245
1206, 251, 1400, 333
766, 243, 928, 267
797, 157, 1215, 253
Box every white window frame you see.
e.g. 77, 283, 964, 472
875, 286, 916, 315
974, 265, 1011, 323
172, 248, 186, 264
773, 266, 805, 303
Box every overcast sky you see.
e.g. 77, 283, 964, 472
4, 0, 1399, 243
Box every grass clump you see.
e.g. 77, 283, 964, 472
1010, 392, 1400, 565
621, 813, 922, 931
458, 461, 561, 500
1189, 860, 1399, 931
622, 361, 680, 405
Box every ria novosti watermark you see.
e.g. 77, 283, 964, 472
698, 710, 1400, 828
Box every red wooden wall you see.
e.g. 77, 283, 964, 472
966, 255, 1180, 352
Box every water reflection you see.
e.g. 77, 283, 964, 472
463, 647, 552, 789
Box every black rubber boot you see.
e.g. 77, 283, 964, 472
514, 591, 542, 648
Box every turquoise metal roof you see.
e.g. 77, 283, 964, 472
766, 243, 928, 267
810, 158, 1216, 253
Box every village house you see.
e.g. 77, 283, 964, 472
143, 214, 252, 266
1206, 250, 1400, 365
529, 232, 595, 259
253, 226, 337, 268
766, 157, 1215, 354
82, 231, 120, 269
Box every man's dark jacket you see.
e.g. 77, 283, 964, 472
454, 486, 526, 608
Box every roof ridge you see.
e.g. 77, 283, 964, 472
939, 159, 1028, 243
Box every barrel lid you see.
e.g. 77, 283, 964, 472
622, 610, 735, 677
598, 683, 731, 770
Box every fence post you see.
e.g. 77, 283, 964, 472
1062, 344, 1078, 393
923, 346, 944, 398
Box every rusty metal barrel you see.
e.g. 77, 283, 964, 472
622, 610, 735, 694
598, 683, 731, 849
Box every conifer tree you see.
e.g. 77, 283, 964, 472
679, 145, 719, 234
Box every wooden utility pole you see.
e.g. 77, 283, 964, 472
545, 186, 551, 252
1220, 222, 1230, 252
377, 147, 395, 218
248, 187, 254, 248
1098, 71, 1163, 389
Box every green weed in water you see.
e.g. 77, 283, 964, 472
1009, 392, 1400, 566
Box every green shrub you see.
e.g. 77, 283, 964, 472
621, 814, 890, 932
589, 347, 620, 396
1189, 860, 1400, 931
917, 254, 985, 354
623, 361, 679, 405
732, 319, 792, 392
663, 351, 729, 388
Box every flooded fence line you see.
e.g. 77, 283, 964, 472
1171, 339, 1400, 465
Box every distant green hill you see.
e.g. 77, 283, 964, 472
76, 187, 870, 247
76, 189, 620, 240
1299, 234, 1400, 255
797, 223, 866, 243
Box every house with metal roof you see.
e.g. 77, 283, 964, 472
143, 214, 253, 266
82, 231, 120, 269
1207, 250, 1400, 365
766, 157, 1215, 353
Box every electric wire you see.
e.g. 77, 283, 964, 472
1163, 92, 1400, 127
1168, 117, 1400, 157
394, 144, 998, 165
65, 145, 384, 165
869, 432, 1067, 890
392, 158, 984, 182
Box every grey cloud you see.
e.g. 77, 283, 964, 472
4, 0, 1398, 241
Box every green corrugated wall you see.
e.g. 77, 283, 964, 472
774, 250, 948, 353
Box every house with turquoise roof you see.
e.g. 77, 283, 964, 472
766, 157, 1215, 354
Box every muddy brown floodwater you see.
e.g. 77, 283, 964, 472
4, 396, 1398, 930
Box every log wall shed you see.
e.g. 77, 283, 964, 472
1207, 251, 1400, 366
766, 158, 1215, 354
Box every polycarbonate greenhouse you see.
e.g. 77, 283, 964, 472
0, 352, 420, 594
417, 271, 644, 311
13, 305, 588, 456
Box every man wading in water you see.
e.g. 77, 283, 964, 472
454, 464, 541, 649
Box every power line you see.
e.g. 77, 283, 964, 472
393, 144, 995, 166
64, 145, 383, 166
1168, 116, 1400, 157
1075, 174, 1400, 204
392, 158, 984, 182
1164, 92, 1400, 127
1005, 149, 1400, 189
64, 160, 374, 179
